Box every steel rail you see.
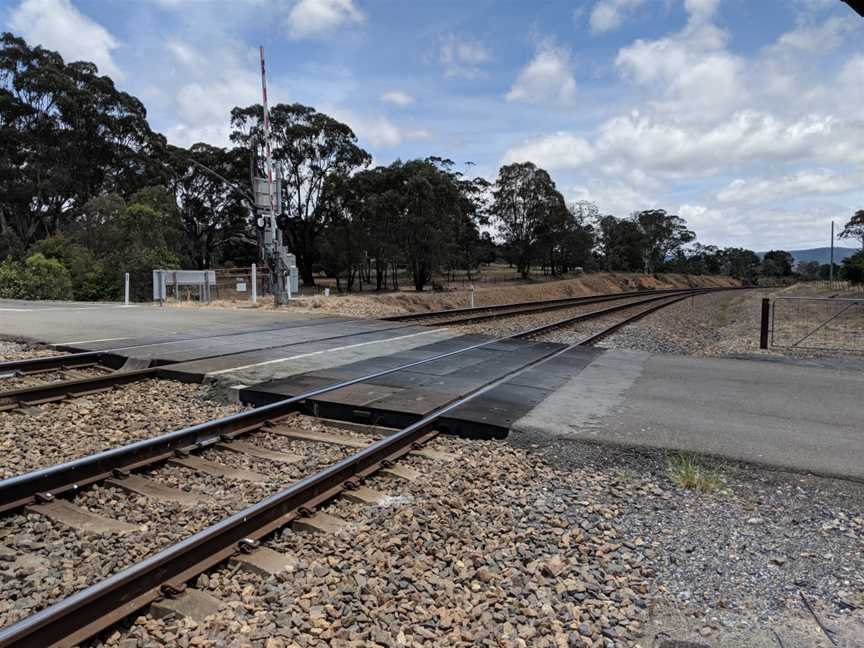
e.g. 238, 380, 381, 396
379, 286, 693, 322
578, 292, 697, 344
0, 317, 368, 375
0, 290, 690, 406
0, 320, 438, 411
0, 368, 157, 411
0, 288, 705, 647
403, 288, 700, 327
512, 290, 708, 339
0, 289, 714, 514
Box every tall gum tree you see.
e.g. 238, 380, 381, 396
492, 162, 564, 278
0, 33, 164, 248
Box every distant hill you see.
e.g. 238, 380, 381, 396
758, 247, 859, 265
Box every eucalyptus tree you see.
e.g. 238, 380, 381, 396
229, 103, 371, 285
632, 209, 695, 274
839, 209, 864, 250
0, 32, 165, 247
166, 143, 255, 269
492, 162, 565, 277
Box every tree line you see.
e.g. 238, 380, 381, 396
1, 33, 862, 301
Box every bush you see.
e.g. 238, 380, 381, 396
0, 254, 73, 300
0, 258, 25, 298
841, 250, 864, 285
30, 234, 115, 301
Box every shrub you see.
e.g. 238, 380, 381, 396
0, 258, 25, 298
841, 250, 864, 285
20, 253, 73, 300
30, 234, 115, 301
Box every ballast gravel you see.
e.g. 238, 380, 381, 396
0, 379, 244, 479
102, 435, 655, 648
450, 295, 663, 340
0, 339, 62, 363
0, 416, 358, 628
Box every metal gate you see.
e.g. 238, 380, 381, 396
769, 296, 864, 352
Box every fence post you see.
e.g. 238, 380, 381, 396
759, 298, 770, 349
251, 264, 257, 305
124, 272, 129, 305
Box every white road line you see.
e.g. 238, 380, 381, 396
207, 329, 446, 376
0, 305, 139, 312
58, 336, 131, 345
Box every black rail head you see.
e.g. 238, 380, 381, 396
511, 289, 709, 339
0, 368, 158, 410
417, 288, 698, 326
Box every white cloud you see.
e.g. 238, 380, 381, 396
716, 168, 864, 205
287, 0, 364, 40
502, 109, 863, 180
502, 132, 595, 168
773, 16, 855, 53
838, 53, 864, 97
683, 0, 720, 23
438, 34, 492, 79
166, 39, 206, 67
596, 110, 864, 176
567, 180, 654, 216
506, 40, 577, 105
589, 0, 646, 34
8, 0, 123, 79
615, 18, 745, 121
326, 107, 430, 148
380, 90, 414, 107
160, 40, 264, 147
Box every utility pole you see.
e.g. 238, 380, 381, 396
830, 221, 835, 288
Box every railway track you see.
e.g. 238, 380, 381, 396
0, 287, 718, 646
379, 286, 700, 326
0, 287, 728, 412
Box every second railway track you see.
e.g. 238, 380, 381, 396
0, 287, 734, 412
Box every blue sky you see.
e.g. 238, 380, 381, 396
3, 0, 863, 251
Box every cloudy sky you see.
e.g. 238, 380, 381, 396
3, 0, 863, 250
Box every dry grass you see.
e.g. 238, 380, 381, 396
166, 272, 740, 319
667, 452, 723, 493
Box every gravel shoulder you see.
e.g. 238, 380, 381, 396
518, 439, 864, 648
593, 285, 864, 362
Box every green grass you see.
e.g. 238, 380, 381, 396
666, 452, 723, 493
613, 468, 635, 484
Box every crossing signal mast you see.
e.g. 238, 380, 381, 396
254, 46, 298, 305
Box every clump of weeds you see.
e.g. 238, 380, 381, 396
666, 452, 724, 493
